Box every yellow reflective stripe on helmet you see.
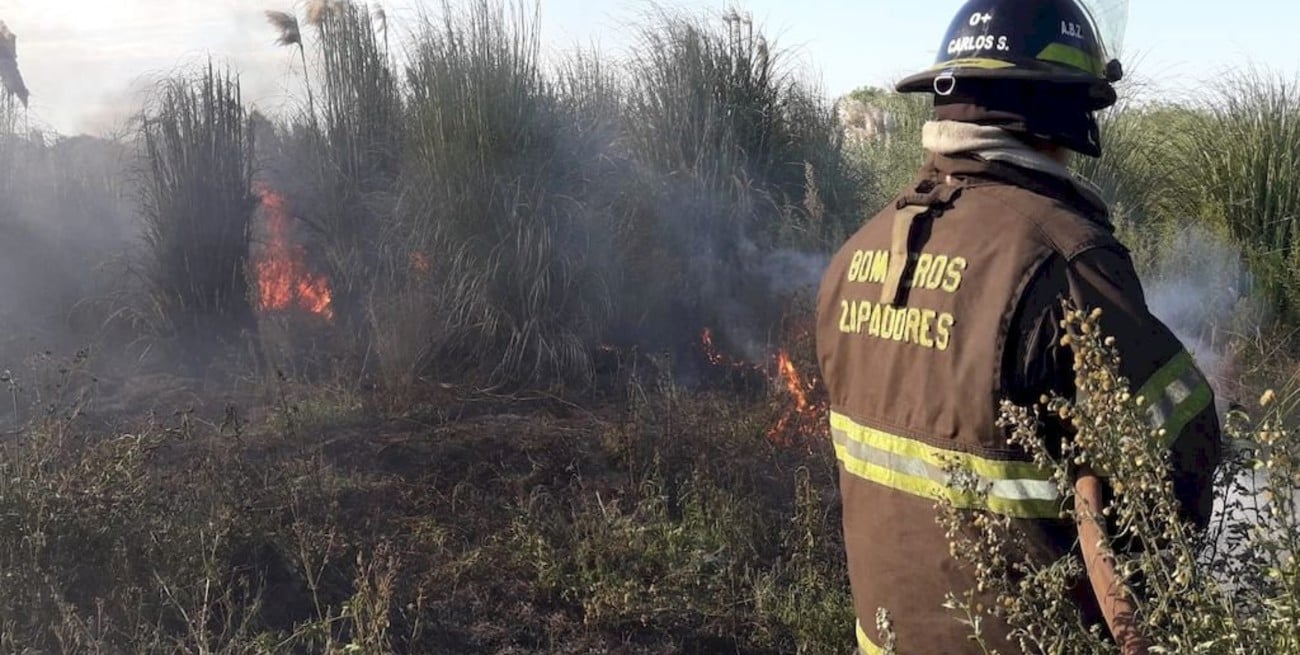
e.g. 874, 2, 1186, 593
830, 412, 1063, 520
857, 620, 885, 655
928, 57, 1016, 71
1136, 350, 1214, 449
1036, 43, 1105, 76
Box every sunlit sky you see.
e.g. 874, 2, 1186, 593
0, 0, 1294, 135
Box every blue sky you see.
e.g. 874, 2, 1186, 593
0, 0, 1294, 135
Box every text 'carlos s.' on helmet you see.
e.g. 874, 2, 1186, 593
896, 0, 1125, 110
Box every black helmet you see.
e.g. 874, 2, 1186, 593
896, 0, 1123, 110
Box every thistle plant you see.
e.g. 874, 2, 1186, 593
929, 306, 1300, 654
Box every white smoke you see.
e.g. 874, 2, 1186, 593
1141, 227, 1285, 570
764, 248, 831, 295
1141, 226, 1259, 407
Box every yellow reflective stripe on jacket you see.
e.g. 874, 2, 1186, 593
857, 620, 884, 655
830, 412, 1063, 520
1136, 350, 1214, 448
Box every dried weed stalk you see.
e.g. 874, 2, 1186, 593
919, 306, 1300, 654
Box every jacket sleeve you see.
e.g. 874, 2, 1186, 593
1007, 246, 1223, 529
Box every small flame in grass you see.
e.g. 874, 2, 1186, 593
255, 182, 334, 321
775, 350, 811, 414
767, 348, 828, 448
700, 327, 828, 447
702, 327, 727, 366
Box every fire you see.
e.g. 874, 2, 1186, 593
699, 327, 828, 447
767, 348, 826, 447
254, 182, 334, 321
775, 350, 811, 415
700, 327, 762, 371
701, 327, 727, 366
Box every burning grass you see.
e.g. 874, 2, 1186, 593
11, 2, 1300, 654
254, 182, 334, 321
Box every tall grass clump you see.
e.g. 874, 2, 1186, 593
386, 0, 616, 390
138, 63, 256, 362
300, 0, 402, 342
619, 8, 860, 352
1181, 71, 1300, 322
1072, 100, 1183, 217
927, 308, 1300, 655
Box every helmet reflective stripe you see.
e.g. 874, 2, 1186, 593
1037, 43, 1105, 76
928, 57, 1016, 71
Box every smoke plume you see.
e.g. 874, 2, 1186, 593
1141, 226, 1259, 407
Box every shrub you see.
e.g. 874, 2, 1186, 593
301, 0, 403, 341
616, 8, 859, 358
841, 87, 931, 212
927, 307, 1300, 654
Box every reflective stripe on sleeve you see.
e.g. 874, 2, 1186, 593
1135, 350, 1214, 448
830, 412, 1063, 520
857, 620, 884, 655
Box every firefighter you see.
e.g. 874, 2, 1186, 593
815, 1, 1222, 653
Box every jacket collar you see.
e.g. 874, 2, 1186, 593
921, 152, 1113, 229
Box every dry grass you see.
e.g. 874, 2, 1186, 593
0, 347, 851, 653
137, 62, 257, 367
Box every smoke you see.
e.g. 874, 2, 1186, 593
1141, 226, 1259, 405
764, 249, 832, 295
0, 134, 136, 349
1136, 225, 1279, 585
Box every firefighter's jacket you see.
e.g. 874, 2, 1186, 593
815, 153, 1222, 654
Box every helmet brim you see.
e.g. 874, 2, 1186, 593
895, 65, 1117, 111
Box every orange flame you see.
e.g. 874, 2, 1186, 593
701, 328, 727, 366
775, 351, 811, 414
700, 327, 827, 448
767, 348, 828, 448
254, 182, 334, 321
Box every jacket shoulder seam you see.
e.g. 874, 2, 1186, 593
975, 186, 1116, 259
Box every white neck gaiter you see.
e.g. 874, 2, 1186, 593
920, 120, 1107, 211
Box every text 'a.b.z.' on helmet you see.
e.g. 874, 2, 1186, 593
896, 0, 1124, 110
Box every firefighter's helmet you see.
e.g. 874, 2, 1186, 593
896, 0, 1123, 110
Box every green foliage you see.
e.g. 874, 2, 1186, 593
138, 63, 256, 362
840, 87, 931, 211
1178, 71, 1300, 322
625, 8, 853, 244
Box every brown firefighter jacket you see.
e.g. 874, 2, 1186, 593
815, 153, 1222, 654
